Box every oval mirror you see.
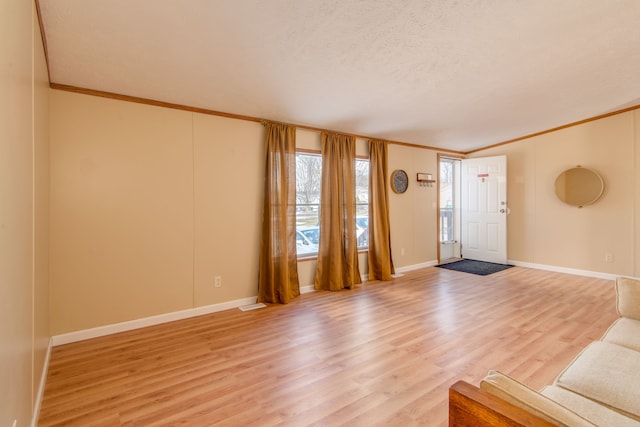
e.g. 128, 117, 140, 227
554, 166, 604, 208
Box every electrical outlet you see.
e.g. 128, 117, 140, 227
214, 276, 222, 287
401, 248, 405, 256
605, 253, 613, 263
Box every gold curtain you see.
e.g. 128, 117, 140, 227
315, 133, 362, 291
257, 123, 300, 304
368, 139, 395, 280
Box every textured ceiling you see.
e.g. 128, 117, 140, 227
39, 0, 640, 152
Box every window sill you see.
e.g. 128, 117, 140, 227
297, 248, 368, 262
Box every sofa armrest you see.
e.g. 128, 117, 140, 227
449, 380, 556, 426
479, 371, 596, 426
616, 277, 640, 320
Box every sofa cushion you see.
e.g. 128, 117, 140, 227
616, 277, 640, 320
555, 341, 640, 419
541, 385, 640, 427
480, 370, 596, 426
602, 317, 640, 352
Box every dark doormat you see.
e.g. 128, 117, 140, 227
436, 259, 513, 276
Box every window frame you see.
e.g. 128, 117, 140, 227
294, 150, 370, 260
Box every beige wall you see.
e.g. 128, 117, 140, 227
50, 92, 195, 333
388, 144, 439, 267
192, 113, 263, 306
49, 91, 442, 334
49, 91, 272, 334
0, 1, 50, 425
471, 111, 638, 276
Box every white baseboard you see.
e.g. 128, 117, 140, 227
51, 296, 258, 346
395, 258, 619, 281
299, 274, 368, 291
51, 259, 616, 347
508, 260, 618, 281
300, 284, 315, 294
51, 281, 341, 346
31, 337, 52, 427
395, 260, 439, 274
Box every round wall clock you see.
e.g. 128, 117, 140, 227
391, 169, 409, 194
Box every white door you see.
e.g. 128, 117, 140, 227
460, 155, 507, 264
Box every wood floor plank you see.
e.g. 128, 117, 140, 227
39, 266, 618, 426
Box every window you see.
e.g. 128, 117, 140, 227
355, 158, 369, 248
295, 153, 369, 257
440, 158, 455, 242
295, 153, 321, 256
439, 157, 460, 246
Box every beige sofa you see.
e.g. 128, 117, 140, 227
449, 277, 640, 426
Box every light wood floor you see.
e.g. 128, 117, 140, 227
39, 266, 618, 426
